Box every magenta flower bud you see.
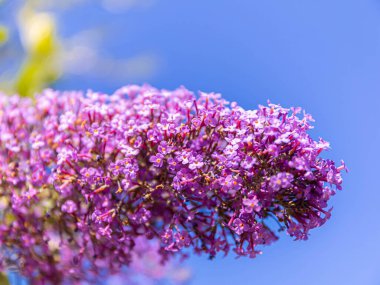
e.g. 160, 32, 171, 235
61, 200, 77, 214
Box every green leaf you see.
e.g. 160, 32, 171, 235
0, 25, 8, 45
0, 272, 10, 285
15, 56, 60, 98
14, 9, 61, 97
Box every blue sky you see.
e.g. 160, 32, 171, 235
4, 0, 380, 284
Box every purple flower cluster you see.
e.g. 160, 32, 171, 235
0, 85, 346, 283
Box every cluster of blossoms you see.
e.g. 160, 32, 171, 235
0, 85, 346, 283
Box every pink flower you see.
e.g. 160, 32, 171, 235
0, 86, 345, 283
61, 200, 77, 214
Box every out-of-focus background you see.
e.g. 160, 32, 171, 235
1, 1, 379, 284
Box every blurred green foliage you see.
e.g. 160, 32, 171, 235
0, 2, 61, 97
0, 25, 8, 46
14, 5, 61, 97
0, 272, 10, 285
